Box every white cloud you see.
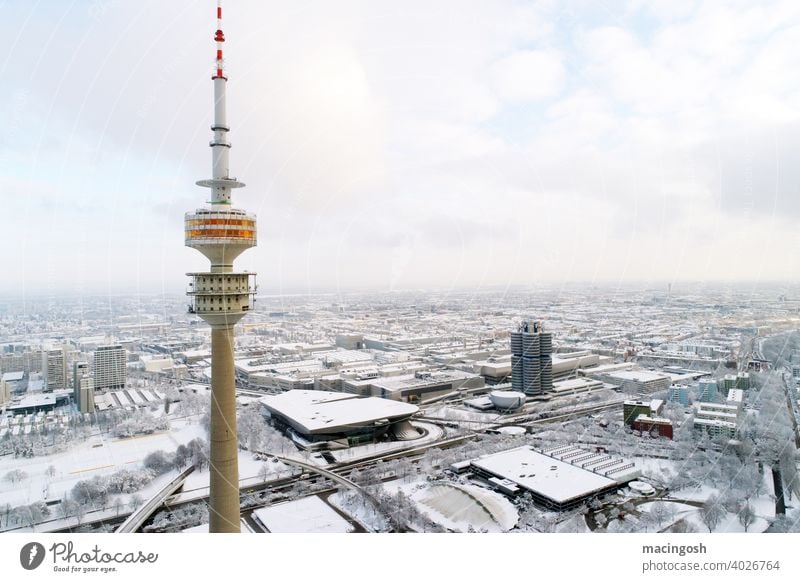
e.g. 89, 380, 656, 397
490, 50, 565, 102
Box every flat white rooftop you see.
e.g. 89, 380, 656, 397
260, 389, 418, 434
471, 446, 621, 504
14, 393, 56, 407
694, 418, 737, 429
253, 496, 354, 533
606, 370, 669, 382
373, 370, 478, 393
551, 377, 604, 394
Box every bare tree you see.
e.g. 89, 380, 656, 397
650, 501, 668, 528
663, 503, 678, 526
1, 503, 10, 529
13, 503, 44, 530
130, 494, 144, 511
595, 513, 608, 528
60, 498, 79, 522
737, 503, 756, 532
700, 495, 726, 533
4, 469, 27, 484
74, 503, 86, 527
258, 463, 270, 483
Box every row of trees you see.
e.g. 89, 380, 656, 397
699, 494, 757, 532
147, 502, 209, 533
1, 501, 50, 530
113, 410, 170, 438
142, 438, 208, 474
0, 398, 181, 459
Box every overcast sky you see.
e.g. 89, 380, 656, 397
1, 0, 799, 295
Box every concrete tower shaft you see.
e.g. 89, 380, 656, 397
184, 0, 257, 533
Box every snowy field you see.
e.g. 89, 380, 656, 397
0, 416, 206, 509
252, 495, 354, 533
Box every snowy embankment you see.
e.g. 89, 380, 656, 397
414, 482, 518, 532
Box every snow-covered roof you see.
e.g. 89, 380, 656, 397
471, 446, 623, 504
1, 371, 24, 382
606, 370, 670, 382
551, 377, 603, 393
253, 495, 354, 533
372, 370, 478, 393
260, 390, 418, 435
10, 393, 57, 408
726, 389, 744, 403
634, 414, 672, 425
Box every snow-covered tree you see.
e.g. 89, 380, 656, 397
737, 502, 756, 532
4, 469, 27, 484
700, 495, 726, 533
650, 501, 668, 527
143, 450, 175, 475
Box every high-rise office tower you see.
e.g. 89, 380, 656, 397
184, 1, 257, 533
42, 346, 68, 392
93, 345, 126, 391
0, 378, 10, 405
73, 362, 95, 414
510, 320, 553, 396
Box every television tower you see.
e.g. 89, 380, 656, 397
184, 0, 257, 533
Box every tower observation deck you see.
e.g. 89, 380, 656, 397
184, 0, 256, 533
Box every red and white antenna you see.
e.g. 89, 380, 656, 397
214, 0, 225, 79
196, 0, 244, 204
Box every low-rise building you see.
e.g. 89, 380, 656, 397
632, 415, 673, 439
260, 390, 420, 449
600, 370, 671, 395
469, 445, 639, 511
623, 399, 664, 427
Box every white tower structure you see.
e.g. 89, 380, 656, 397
184, 0, 257, 534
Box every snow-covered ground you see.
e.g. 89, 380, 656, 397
328, 491, 389, 532
252, 495, 354, 533
616, 456, 777, 533
414, 482, 518, 532
180, 452, 293, 493
0, 416, 206, 509
381, 478, 518, 532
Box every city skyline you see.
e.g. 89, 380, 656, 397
2, 0, 800, 294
